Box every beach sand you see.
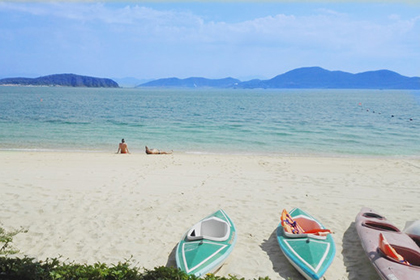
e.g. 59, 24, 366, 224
1, 151, 419, 279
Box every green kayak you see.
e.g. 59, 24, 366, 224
277, 208, 336, 280
176, 209, 237, 277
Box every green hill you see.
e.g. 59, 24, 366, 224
0, 74, 119, 88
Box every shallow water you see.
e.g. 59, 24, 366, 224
0, 86, 419, 156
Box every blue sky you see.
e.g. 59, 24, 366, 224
1, 1, 419, 81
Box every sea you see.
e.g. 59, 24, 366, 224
0, 86, 419, 157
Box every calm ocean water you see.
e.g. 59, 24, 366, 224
0, 86, 419, 157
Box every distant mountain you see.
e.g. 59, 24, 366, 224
3, 68, 418, 89
139, 77, 240, 88
237, 67, 420, 89
0, 74, 119, 88
139, 67, 420, 89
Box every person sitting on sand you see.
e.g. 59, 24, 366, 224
116, 139, 130, 154
145, 146, 172, 155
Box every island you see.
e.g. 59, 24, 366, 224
138, 67, 420, 89
0, 74, 119, 88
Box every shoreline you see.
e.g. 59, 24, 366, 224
2, 148, 420, 160
1, 151, 419, 279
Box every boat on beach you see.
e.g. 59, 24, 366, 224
175, 209, 237, 277
403, 219, 420, 247
355, 207, 420, 280
277, 208, 335, 280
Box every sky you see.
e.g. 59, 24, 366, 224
1, 1, 420, 81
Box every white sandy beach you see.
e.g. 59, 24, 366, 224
1, 151, 419, 279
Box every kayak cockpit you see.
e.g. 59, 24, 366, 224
379, 233, 420, 266
390, 246, 420, 266
362, 221, 401, 232
294, 217, 322, 232
283, 216, 330, 240
187, 217, 230, 242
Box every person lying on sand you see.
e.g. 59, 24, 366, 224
116, 139, 130, 154
145, 146, 172, 155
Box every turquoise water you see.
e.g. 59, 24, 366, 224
0, 86, 419, 156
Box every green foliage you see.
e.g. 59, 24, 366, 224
0, 256, 273, 280
0, 225, 273, 279
0, 225, 27, 255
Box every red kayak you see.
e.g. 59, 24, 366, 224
355, 207, 420, 280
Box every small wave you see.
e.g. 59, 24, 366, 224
45, 119, 91, 125
106, 120, 146, 128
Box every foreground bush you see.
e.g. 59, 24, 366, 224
0, 226, 27, 256
0, 256, 270, 280
0, 226, 271, 280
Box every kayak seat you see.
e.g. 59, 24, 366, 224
281, 209, 332, 239
187, 217, 230, 242
379, 233, 411, 265
379, 233, 420, 266
295, 217, 322, 232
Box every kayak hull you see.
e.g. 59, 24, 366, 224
355, 207, 420, 280
277, 208, 336, 280
176, 209, 237, 277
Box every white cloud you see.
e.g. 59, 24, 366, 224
4, 2, 417, 48
1, 2, 419, 78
